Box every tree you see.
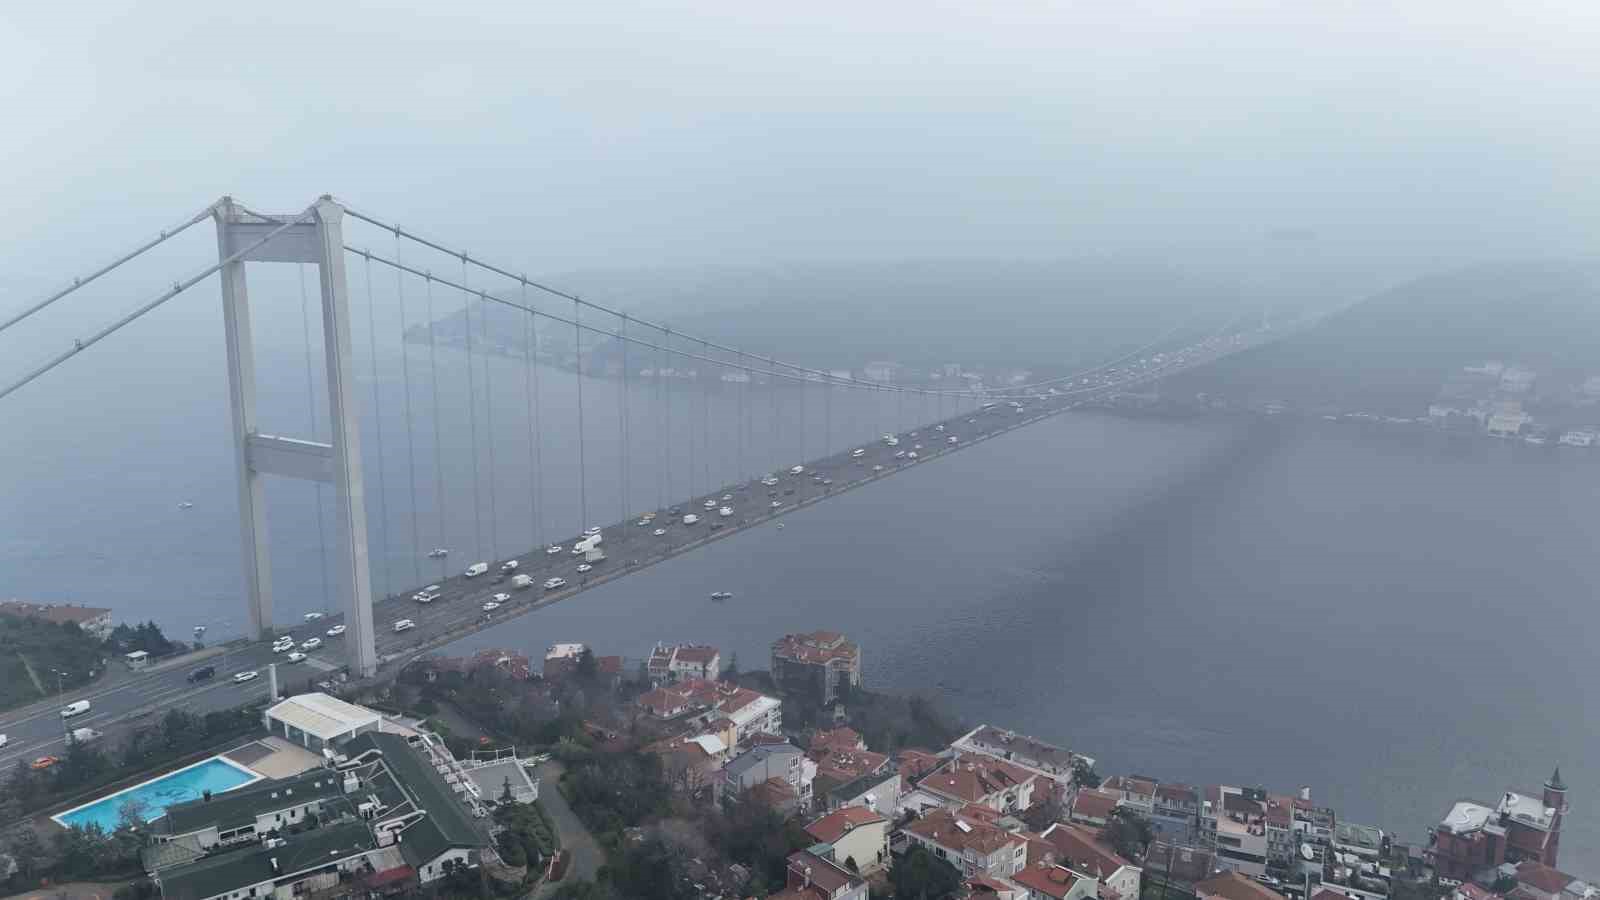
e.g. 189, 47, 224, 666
1102, 807, 1154, 862
889, 845, 961, 900
576, 648, 599, 681
4, 825, 46, 879
723, 653, 739, 680
845, 855, 859, 872
501, 776, 515, 804
1070, 758, 1100, 790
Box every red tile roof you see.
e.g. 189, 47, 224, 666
1517, 862, 1576, 894
815, 749, 889, 785
1071, 789, 1120, 822
810, 726, 865, 754
1012, 863, 1084, 900
804, 806, 887, 844
673, 644, 720, 664
903, 807, 1022, 856
923, 753, 1037, 804
1196, 871, 1284, 900
1041, 823, 1133, 879
772, 631, 860, 665
897, 749, 943, 783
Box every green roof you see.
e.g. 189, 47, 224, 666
164, 769, 347, 836
159, 821, 375, 900
341, 732, 482, 867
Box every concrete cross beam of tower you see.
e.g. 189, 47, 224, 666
214, 196, 378, 677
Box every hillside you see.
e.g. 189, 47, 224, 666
1172, 260, 1600, 415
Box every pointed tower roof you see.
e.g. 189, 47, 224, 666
1546, 766, 1566, 792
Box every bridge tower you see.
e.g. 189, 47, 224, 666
213, 196, 378, 677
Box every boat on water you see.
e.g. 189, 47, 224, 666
709, 591, 733, 601
178, 501, 193, 509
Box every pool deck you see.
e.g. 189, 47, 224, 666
224, 737, 322, 779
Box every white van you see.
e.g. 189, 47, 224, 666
392, 619, 416, 632
465, 562, 489, 577
60, 700, 91, 718
511, 574, 534, 589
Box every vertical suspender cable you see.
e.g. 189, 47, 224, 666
574, 298, 588, 532
299, 265, 331, 614
526, 280, 545, 549
825, 369, 832, 460
769, 357, 780, 476
620, 315, 630, 522
736, 351, 746, 483
425, 275, 449, 579
663, 327, 672, 507
797, 362, 806, 468
521, 282, 538, 550
687, 341, 697, 500
394, 232, 422, 588
460, 258, 484, 563
478, 265, 498, 562
362, 253, 391, 601
701, 339, 711, 497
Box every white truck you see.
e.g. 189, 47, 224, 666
465, 562, 489, 577
511, 574, 534, 589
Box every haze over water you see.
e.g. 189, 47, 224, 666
5, 326, 1598, 870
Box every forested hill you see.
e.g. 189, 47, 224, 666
1172, 260, 1600, 415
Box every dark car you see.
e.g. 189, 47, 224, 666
187, 665, 216, 683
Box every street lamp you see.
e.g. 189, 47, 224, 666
49, 667, 68, 695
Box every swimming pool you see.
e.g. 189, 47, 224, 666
53, 756, 263, 831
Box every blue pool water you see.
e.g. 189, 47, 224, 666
54, 757, 262, 831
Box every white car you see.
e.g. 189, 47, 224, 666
583, 526, 602, 537
500, 559, 519, 572
492, 592, 510, 602
760, 476, 779, 487
770, 500, 782, 508
392, 619, 416, 632
935, 424, 945, 431
789, 465, 804, 475
653, 528, 667, 536
303, 611, 324, 621
703, 499, 716, 509
481, 600, 501, 612
873, 465, 884, 471
414, 590, 440, 604
300, 638, 322, 651
546, 544, 563, 555
913, 443, 922, 450
543, 577, 567, 590
721, 494, 733, 501
907, 452, 919, 460
273, 640, 294, 653
893, 451, 906, 459
850, 448, 865, 458
576, 563, 592, 573
326, 624, 346, 637
233, 670, 259, 683
286, 651, 307, 664
719, 506, 733, 517
636, 518, 652, 526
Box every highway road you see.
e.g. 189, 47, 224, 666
0, 326, 1268, 774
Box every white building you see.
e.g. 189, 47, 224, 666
263, 693, 385, 752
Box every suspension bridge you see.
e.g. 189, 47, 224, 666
0, 194, 1297, 757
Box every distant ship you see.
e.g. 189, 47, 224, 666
709, 591, 733, 601
178, 501, 193, 510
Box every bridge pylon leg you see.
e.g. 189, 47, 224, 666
212, 196, 379, 677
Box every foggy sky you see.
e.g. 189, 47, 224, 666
4, 1, 1599, 292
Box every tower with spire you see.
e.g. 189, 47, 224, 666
1543, 765, 1568, 863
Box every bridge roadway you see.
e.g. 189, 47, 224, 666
0, 328, 1263, 775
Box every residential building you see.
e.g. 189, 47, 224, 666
1040, 822, 1142, 900
1266, 795, 1299, 871
771, 631, 862, 704
1334, 821, 1385, 862
0, 599, 114, 640
809, 728, 890, 799
1152, 783, 1202, 843
646, 642, 722, 684
720, 742, 816, 811
1069, 789, 1121, 829
805, 806, 890, 873
900, 806, 1028, 880
1195, 871, 1287, 900
149, 730, 493, 900
543, 642, 587, 679
1512, 861, 1589, 900
823, 770, 901, 815
1145, 841, 1219, 895
1011, 861, 1099, 900
1428, 769, 1568, 880
1102, 776, 1157, 815
261, 693, 385, 753
772, 849, 867, 900
721, 686, 784, 743
921, 754, 1039, 814
1203, 786, 1270, 878
953, 725, 1086, 791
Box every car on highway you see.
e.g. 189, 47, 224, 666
873, 465, 884, 471
721, 494, 733, 501
326, 624, 346, 637
850, 448, 865, 458
188, 665, 216, 683
303, 611, 324, 621
413, 590, 440, 604
544, 577, 567, 591
907, 452, 918, 460
500, 559, 519, 572
770, 500, 782, 508
759, 477, 778, 487
492, 592, 510, 603
300, 638, 322, 651
703, 499, 716, 509
719, 506, 732, 517
392, 619, 416, 632
653, 528, 666, 536
272, 636, 294, 650
935, 424, 945, 431
893, 451, 906, 459
31, 756, 59, 770
464, 562, 489, 577
789, 465, 804, 474
947, 435, 958, 443
576, 563, 592, 573
286, 651, 307, 663
584, 526, 602, 537
636, 517, 652, 526
232, 670, 259, 683
546, 544, 562, 555
482, 600, 500, 611
0, 734, 6, 749
822, 478, 833, 485
683, 514, 700, 525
